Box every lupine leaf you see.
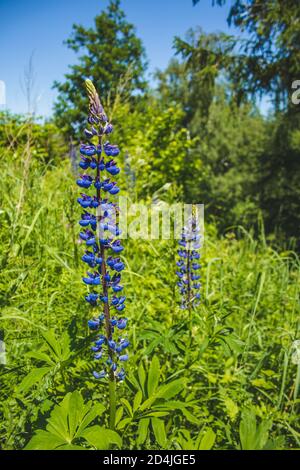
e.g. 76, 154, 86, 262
25, 392, 108, 450
198, 428, 216, 450
120, 398, 133, 417
151, 418, 167, 448
116, 417, 133, 430
25, 430, 67, 450
42, 330, 62, 359
140, 379, 186, 411
147, 356, 160, 397
81, 425, 122, 450
138, 362, 146, 395
136, 418, 150, 446
133, 390, 143, 412
17, 367, 51, 393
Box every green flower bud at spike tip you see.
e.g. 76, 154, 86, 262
85, 79, 107, 121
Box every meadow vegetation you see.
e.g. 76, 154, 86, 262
0, 0, 299, 450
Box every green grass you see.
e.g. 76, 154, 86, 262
0, 134, 299, 450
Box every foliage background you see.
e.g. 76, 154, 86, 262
0, 0, 299, 450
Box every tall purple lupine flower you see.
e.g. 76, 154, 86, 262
77, 81, 128, 401
176, 207, 201, 311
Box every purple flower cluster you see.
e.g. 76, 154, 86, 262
78, 80, 129, 382
176, 213, 201, 310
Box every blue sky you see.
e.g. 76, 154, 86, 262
0, 0, 237, 117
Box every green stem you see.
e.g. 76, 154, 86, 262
109, 378, 117, 430
293, 363, 300, 402
187, 240, 193, 347
96, 135, 117, 431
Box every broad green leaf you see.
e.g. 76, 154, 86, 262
140, 379, 185, 411
25, 392, 109, 450
116, 417, 132, 430
151, 418, 167, 448
115, 406, 124, 426
133, 390, 143, 412
81, 425, 122, 450
142, 411, 169, 418
46, 393, 70, 441
17, 367, 51, 393
56, 444, 84, 450
120, 398, 133, 417
76, 402, 106, 437
181, 407, 201, 425
136, 418, 150, 446
239, 409, 258, 450
25, 430, 67, 450
26, 351, 56, 366
138, 362, 146, 395
67, 391, 85, 439
147, 356, 160, 397
239, 409, 271, 450
199, 428, 216, 450
42, 330, 62, 359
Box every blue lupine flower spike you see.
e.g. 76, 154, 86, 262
77, 80, 128, 383
177, 206, 202, 311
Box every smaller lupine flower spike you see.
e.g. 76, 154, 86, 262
176, 207, 202, 310
78, 80, 129, 392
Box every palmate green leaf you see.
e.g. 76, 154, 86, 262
25, 430, 68, 450
151, 418, 167, 448
17, 366, 51, 394
81, 426, 122, 450
67, 391, 86, 439
46, 396, 70, 442
46, 391, 105, 442
147, 356, 160, 397
25, 392, 108, 450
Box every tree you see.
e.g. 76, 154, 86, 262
188, 1, 300, 243
193, 0, 300, 109
53, 0, 147, 136
162, 28, 236, 132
